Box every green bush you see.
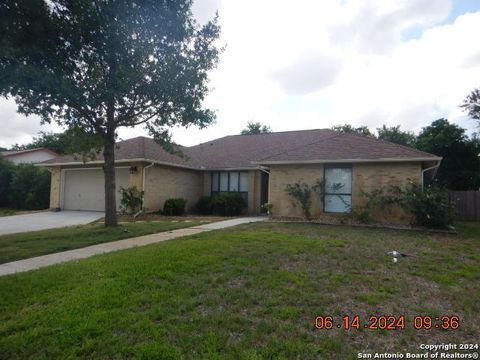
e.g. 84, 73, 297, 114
196, 196, 213, 214
9, 164, 51, 210
119, 186, 144, 214
163, 198, 187, 216
401, 183, 455, 228
360, 181, 455, 229
0, 158, 14, 207
212, 192, 246, 216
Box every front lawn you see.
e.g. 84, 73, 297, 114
0, 222, 478, 359
0, 220, 208, 264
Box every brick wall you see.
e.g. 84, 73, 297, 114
248, 170, 262, 215
144, 164, 203, 212
49, 166, 61, 209
202, 172, 211, 197
128, 162, 144, 190
269, 164, 325, 218
269, 162, 422, 223
352, 162, 421, 223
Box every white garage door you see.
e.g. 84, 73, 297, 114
63, 168, 130, 211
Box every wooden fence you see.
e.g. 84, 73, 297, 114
448, 191, 480, 221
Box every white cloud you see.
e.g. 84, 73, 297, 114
0, 98, 59, 148
272, 53, 343, 95
330, 0, 451, 53
2, 0, 480, 148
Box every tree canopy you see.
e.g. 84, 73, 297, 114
331, 120, 479, 190
416, 119, 480, 190
377, 125, 417, 147
18, 132, 69, 154
331, 124, 373, 137
0, 0, 221, 226
241, 122, 272, 135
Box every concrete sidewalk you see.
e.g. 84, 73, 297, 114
0, 217, 266, 277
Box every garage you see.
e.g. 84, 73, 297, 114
62, 168, 130, 211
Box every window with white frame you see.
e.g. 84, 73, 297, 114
324, 165, 352, 213
211, 171, 249, 204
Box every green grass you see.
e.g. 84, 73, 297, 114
0, 222, 478, 359
0, 208, 18, 217
0, 220, 207, 264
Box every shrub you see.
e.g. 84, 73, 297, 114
196, 196, 213, 215
360, 181, 455, 229
163, 198, 187, 216
401, 183, 455, 228
0, 158, 14, 207
212, 192, 246, 216
9, 164, 50, 210
119, 186, 144, 214
285, 181, 313, 219
261, 202, 273, 215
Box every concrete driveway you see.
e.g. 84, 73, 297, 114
0, 211, 104, 236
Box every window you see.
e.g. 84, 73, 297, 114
324, 165, 352, 213
211, 171, 249, 204
219, 172, 229, 191
239, 172, 249, 192
229, 172, 239, 191
212, 172, 219, 191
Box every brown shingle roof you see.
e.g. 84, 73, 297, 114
41, 137, 198, 169
40, 129, 439, 168
254, 131, 438, 163
187, 129, 339, 168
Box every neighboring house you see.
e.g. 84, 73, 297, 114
40, 129, 441, 223
1, 148, 59, 165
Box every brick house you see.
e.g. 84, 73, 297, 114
40, 129, 441, 223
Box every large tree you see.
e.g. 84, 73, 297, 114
462, 87, 480, 126
416, 119, 480, 190
0, 0, 221, 226
377, 125, 417, 147
240, 122, 272, 135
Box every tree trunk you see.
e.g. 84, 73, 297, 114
103, 129, 117, 227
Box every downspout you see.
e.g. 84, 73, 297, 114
421, 159, 442, 188
136, 162, 154, 216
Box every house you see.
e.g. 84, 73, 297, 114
40, 129, 441, 223
1, 148, 59, 165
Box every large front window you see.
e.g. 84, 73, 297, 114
211, 171, 249, 204
324, 165, 352, 213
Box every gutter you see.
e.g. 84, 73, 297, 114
252, 157, 442, 165
38, 158, 263, 172
36, 158, 199, 171
421, 159, 442, 188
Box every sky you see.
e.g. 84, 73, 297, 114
1, 0, 479, 148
